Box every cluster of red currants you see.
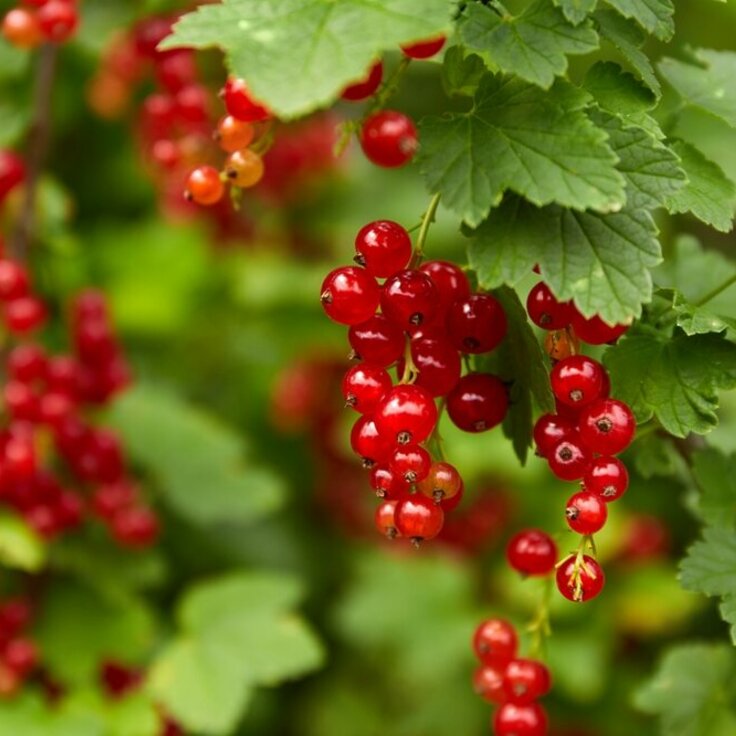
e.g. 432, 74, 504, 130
0, 150, 26, 207
0, 248, 159, 549
0, 597, 38, 698
340, 35, 446, 169
472, 618, 551, 736
1, 0, 78, 48
527, 281, 634, 602
321, 218, 510, 544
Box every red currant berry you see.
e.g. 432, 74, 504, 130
222, 77, 271, 123
8, 344, 46, 383
155, 50, 198, 93
150, 139, 181, 170
375, 499, 400, 538
447, 294, 507, 354
532, 413, 575, 458
419, 260, 471, 314
550, 355, 606, 408
37, 1, 79, 43
526, 282, 572, 330
2, 8, 42, 49
394, 495, 444, 543
369, 466, 403, 498
92, 481, 136, 520
348, 314, 404, 366
416, 461, 462, 503
321, 266, 380, 326
140, 93, 177, 139
446, 373, 508, 433
578, 399, 635, 455
5, 296, 47, 334
565, 491, 608, 535
215, 115, 255, 154
381, 269, 438, 329
400, 35, 446, 59
571, 310, 629, 345
224, 149, 265, 188
374, 384, 438, 445
494, 702, 548, 736
133, 16, 172, 57
110, 506, 160, 548
0, 152, 26, 201
0, 260, 30, 301
547, 433, 592, 481
408, 336, 461, 397
354, 220, 412, 278
584, 456, 629, 501
350, 415, 391, 467
4, 381, 38, 422
100, 661, 143, 698
342, 364, 391, 413
439, 478, 464, 513
0, 599, 32, 635
389, 444, 431, 484
472, 619, 517, 666
341, 60, 383, 101
360, 110, 417, 168
184, 166, 225, 206
73, 289, 108, 322
506, 529, 557, 576
472, 664, 505, 704
3, 638, 38, 677
556, 554, 605, 602
175, 83, 211, 124
502, 659, 552, 705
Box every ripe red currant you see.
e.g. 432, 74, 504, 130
578, 399, 635, 455
348, 314, 404, 366
110, 506, 160, 548
419, 260, 471, 314
550, 355, 606, 408
321, 266, 380, 325
408, 336, 461, 397
37, 1, 79, 43
526, 282, 572, 330
374, 384, 438, 445
354, 220, 412, 278
222, 77, 271, 123
571, 310, 629, 345
556, 554, 605, 602
400, 35, 446, 59
532, 414, 575, 458
473, 664, 505, 704
341, 364, 391, 413
0, 260, 30, 301
502, 659, 552, 704
360, 110, 418, 168
184, 165, 225, 206
8, 344, 47, 383
494, 702, 548, 736
341, 60, 384, 101
5, 296, 47, 334
174, 83, 210, 124
416, 461, 462, 503
394, 495, 444, 543
215, 115, 255, 153
446, 373, 508, 433
472, 619, 517, 666
565, 491, 608, 535
4, 638, 38, 678
375, 499, 400, 538
506, 529, 557, 576
370, 466, 403, 498
547, 434, 592, 481
155, 50, 198, 93
584, 456, 629, 501
350, 415, 391, 467
381, 269, 438, 329
389, 444, 431, 484
446, 294, 507, 354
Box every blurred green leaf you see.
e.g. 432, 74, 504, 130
0, 512, 45, 572
0, 693, 101, 736
680, 526, 736, 597
65, 690, 159, 736
691, 448, 736, 528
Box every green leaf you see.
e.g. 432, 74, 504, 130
148, 572, 323, 735
720, 597, 736, 645
162, 0, 452, 118
631, 432, 679, 478
594, 9, 660, 95
0, 512, 45, 572
589, 109, 686, 209
418, 77, 625, 227
459, 0, 599, 89
441, 46, 485, 97
659, 50, 736, 128
635, 644, 736, 736
0, 693, 101, 736
468, 196, 660, 324
605, 332, 736, 436
108, 385, 284, 525
681, 526, 736, 597
583, 61, 656, 115
604, 0, 674, 40
666, 141, 736, 233
479, 287, 554, 464
65, 690, 159, 736
553, 0, 598, 25
691, 448, 736, 528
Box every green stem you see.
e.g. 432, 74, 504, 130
368, 56, 412, 115
411, 193, 441, 265
527, 576, 553, 661
694, 273, 736, 307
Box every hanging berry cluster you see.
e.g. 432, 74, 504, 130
527, 281, 634, 602
472, 618, 551, 736
1, 0, 78, 48
320, 211, 510, 545
0, 597, 38, 698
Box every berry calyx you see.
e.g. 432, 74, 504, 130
472, 619, 518, 666
547, 433, 592, 481
354, 220, 412, 278
565, 491, 608, 535
360, 110, 418, 168
374, 384, 438, 446
184, 165, 225, 206
320, 266, 380, 325
506, 529, 557, 576
556, 554, 605, 602
375, 499, 400, 538
532, 413, 575, 458
446, 294, 507, 354
341, 60, 383, 101
584, 456, 629, 501
502, 659, 552, 705
446, 373, 508, 433
394, 495, 444, 544
578, 398, 635, 455
550, 355, 606, 408
389, 444, 431, 484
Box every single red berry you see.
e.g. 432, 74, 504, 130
620, 514, 671, 562
472, 619, 517, 666
506, 529, 557, 576
3, 638, 38, 677
360, 110, 417, 168
100, 661, 143, 698
174, 83, 211, 125
446, 373, 508, 433
419, 260, 471, 315
571, 310, 629, 345
526, 282, 572, 330
348, 314, 405, 367
556, 554, 605, 602
502, 659, 552, 705
222, 77, 271, 123
4, 381, 38, 422
550, 355, 606, 408
350, 415, 391, 467
447, 294, 507, 354
155, 50, 197, 93
375, 499, 400, 538
150, 139, 181, 170
400, 35, 446, 59
54, 490, 85, 529
92, 481, 137, 520
73, 289, 108, 322
370, 466, 404, 498
140, 93, 177, 139
389, 444, 431, 484
472, 664, 505, 704
547, 433, 592, 481
110, 506, 160, 548
494, 702, 548, 736
408, 336, 461, 397
341, 60, 383, 101
0, 260, 30, 301
215, 115, 255, 153
46, 355, 81, 397
354, 220, 412, 278
381, 269, 438, 329
5, 435, 37, 481
5, 296, 47, 334
133, 16, 172, 57
584, 456, 629, 501
565, 491, 608, 535
0, 599, 32, 637
394, 495, 444, 543
321, 266, 380, 326
578, 399, 635, 455
374, 384, 438, 446
416, 461, 462, 503
533, 413, 575, 458
341, 364, 391, 413
37, 0, 79, 42
2, 8, 43, 49
185, 166, 225, 206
